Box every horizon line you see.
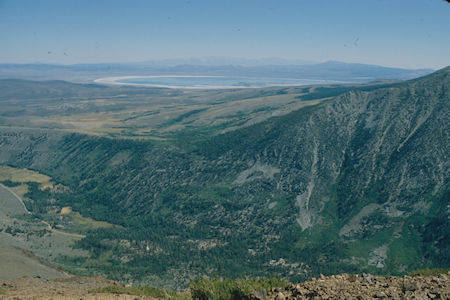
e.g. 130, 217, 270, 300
0, 59, 438, 71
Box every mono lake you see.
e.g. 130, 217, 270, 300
95, 75, 344, 89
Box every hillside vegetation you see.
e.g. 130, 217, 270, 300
0, 68, 448, 289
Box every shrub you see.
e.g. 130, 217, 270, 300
408, 268, 450, 276
89, 285, 189, 300
190, 276, 289, 300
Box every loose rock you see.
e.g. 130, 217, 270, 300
264, 273, 449, 300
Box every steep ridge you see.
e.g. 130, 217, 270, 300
0, 68, 448, 288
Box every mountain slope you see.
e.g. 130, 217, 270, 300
0, 67, 448, 288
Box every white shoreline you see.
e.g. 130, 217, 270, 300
93, 75, 345, 90
94, 75, 250, 89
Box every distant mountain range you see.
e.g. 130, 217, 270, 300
0, 61, 433, 83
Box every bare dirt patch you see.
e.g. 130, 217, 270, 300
0, 276, 158, 299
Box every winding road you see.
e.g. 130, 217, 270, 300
0, 183, 31, 214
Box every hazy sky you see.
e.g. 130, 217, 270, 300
0, 0, 449, 69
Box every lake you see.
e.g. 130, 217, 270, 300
113, 75, 343, 89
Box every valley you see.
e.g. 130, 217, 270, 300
0, 68, 448, 290
0, 79, 360, 140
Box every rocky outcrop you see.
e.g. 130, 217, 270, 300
259, 273, 450, 300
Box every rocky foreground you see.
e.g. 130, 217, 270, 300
0, 273, 449, 299
0, 276, 147, 300
260, 273, 449, 300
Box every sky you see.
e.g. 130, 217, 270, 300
0, 0, 449, 69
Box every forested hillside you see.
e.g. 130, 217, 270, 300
0, 68, 448, 289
